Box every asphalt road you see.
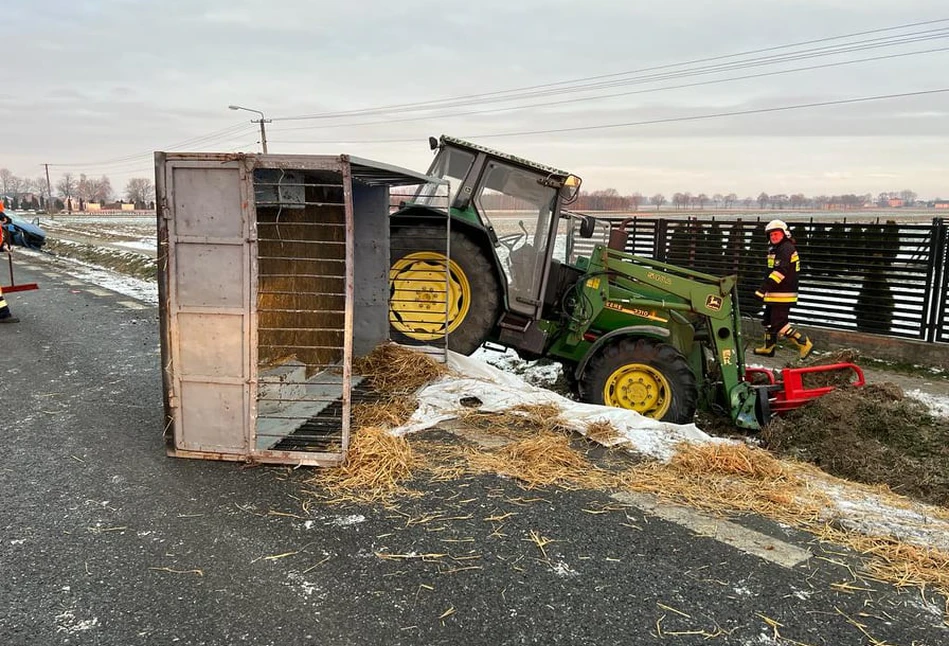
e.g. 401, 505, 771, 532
1, 257, 947, 646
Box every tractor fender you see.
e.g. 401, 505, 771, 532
573, 325, 671, 381
390, 207, 509, 308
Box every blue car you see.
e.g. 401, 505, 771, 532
2, 214, 46, 250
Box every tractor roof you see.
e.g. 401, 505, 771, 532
439, 135, 576, 183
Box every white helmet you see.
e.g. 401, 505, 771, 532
765, 219, 789, 235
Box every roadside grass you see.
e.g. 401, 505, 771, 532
44, 238, 156, 281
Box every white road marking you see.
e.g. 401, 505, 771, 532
85, 288, 113, 297
118, 301, 148, 310
612, 491, 812, 568
64, 280, 85, 286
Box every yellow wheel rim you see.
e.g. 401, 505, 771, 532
389, 252, 470, 341
603, 363, 671, 419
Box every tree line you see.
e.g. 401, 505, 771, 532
0, 168, 155, 212
571, 188, 935, 211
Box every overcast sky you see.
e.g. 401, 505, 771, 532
4, 0, 949, 199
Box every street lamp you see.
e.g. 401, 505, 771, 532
228, 104, 271, 154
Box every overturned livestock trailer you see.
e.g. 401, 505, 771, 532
156, 151, 450, 466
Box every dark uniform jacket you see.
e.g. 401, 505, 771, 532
756, 237, 800, 303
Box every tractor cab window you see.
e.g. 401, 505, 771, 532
475, 161, 558, 315
413, 147, 476, 207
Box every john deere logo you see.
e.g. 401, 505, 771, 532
705, 295, 723, 311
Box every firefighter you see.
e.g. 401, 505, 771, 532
753, 219, 811, 358
0, 202, 19, 324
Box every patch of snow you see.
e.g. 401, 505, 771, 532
472, 346, 562, 388
550, 560, 579, 577
392, 348, 724, 462
329, 514, 366, 526
287, 572, 321, 598
113, 239, 157, 252
905, 389, 949, 419
821, 482, 949, 552
16, 247, 156, 304
55, 609, 99, 634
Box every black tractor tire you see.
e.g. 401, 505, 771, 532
578, 337, 698, 424
389, 224, 500, 355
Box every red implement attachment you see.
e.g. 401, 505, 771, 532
745, 363, 865, 414
2, 252, 39, 293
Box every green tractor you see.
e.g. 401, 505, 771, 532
389, 135, 769, 429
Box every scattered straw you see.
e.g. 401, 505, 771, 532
352, 397, 418, 429
307, 426, 424, 503
353, 343, 450, 394
466, 431, 620, 490
619, 442, 825, 526
585, 420, 622, 445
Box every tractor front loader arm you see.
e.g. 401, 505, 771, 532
572, 246, 766, 430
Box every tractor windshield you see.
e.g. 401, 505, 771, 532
475, 161, 558, 315
412, 146, 476, 207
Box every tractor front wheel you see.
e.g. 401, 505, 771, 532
579, 338, 697, 423
389, 224, 500, 355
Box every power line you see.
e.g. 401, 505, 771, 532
268, 46, 949, 134
268, 88, 949, 145
273, 18, 949, 121
48, 123, 256, 168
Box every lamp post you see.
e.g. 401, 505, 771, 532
228, 104, 271, 153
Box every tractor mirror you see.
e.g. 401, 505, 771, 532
428, 136, 439, 151
562, 174, 582, 203
579, 215, 596, 238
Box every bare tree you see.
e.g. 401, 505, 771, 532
5, 174, 25, 205
77, 174, 113, 204
696, 193, 709, 209
712, 193, 724, 208
757, 192, 769, 209
0, 168, 12, 197
899, 189, 917, 205
650, 193, 666, 211
94, 175, 113, 203
725, 193, 738, 209
629, 192, 643, 211
125, 177, 155, 207
56, 173, 79, 213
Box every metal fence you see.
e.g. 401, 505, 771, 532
573, 216, 949, 344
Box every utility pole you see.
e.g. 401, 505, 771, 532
258, 118, 269, 154
228, 105, 270, 154
44, 163, 54, 219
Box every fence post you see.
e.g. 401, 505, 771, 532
655, 219, 668, 262
923, 218, 948, 343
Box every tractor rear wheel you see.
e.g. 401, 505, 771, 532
389, 224, 500, 355
579, 338, 697, 423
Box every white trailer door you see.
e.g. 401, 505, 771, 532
160, 158, 254, 457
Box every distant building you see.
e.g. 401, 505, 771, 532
887, 198, 904, 208
935, 201, 949, 210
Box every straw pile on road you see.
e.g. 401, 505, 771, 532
353, 343, 450, 394
350, 342, 452, 430
308, 426, 423, 504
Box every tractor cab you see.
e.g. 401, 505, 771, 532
403, 136, 584, 354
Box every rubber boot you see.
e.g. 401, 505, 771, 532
784, 326, 813, 360
753, 332, 777, 357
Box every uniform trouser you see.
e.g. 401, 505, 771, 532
0, 285, 11, 318
762, 303, 792, 338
